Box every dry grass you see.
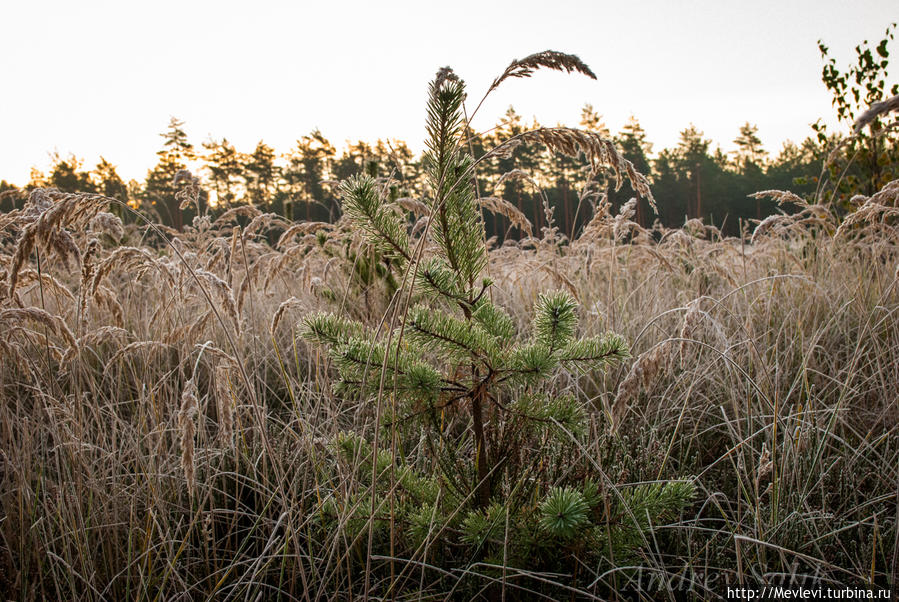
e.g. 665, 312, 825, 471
1, 175, 898, 599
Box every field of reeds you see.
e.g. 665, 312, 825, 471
2, 52, 899, 600
1, 177, 898, 600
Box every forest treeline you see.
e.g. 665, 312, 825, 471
0, 109, 827, 238
1, 22, 897, 240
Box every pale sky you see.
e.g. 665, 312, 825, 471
0, 1, 895, 185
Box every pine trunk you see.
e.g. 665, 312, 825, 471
470, 384, 491, 510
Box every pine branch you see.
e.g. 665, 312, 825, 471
331, 337, 449, 402
471, 299, 516, 340
340, 174, 411, 262
557, 333, 629, 366
406, 305, 498, 363
416, 257, 465, 302
501, 342, 557, 384
423, 74, 487, 290
302, 312, 365, 346
533, 290, 578, 352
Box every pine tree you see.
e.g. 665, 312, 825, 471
282, 130, 337, 221
202, 138, 244, 207
143, 117, 197, 228
733, 123, 769, 219
93, 158, 129, 218
733, 121, 768, 186
303, 54, 690, 570
244, 140, 279, 208
47, 153, 96, 193
675, 124, 712, 219
303, 66, 629, 511
614, 115, 653, 226
579, 103, 611, 137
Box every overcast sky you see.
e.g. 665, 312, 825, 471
0, 1, 895, 185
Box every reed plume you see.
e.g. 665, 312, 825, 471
215, 363, 235, 442
853, 92, 899, 132
490, 50, 596, 92
179, 379, 199, 495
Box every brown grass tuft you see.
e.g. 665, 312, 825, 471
7, 189, 114, 299
0, 306, 79, 361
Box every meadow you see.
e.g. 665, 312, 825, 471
1, 52, 898, 600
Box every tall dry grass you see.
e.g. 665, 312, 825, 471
0, 174, 897, 599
